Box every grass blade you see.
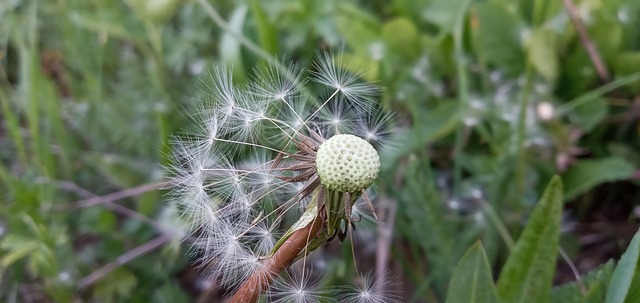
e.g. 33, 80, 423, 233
605, 228, 640, 303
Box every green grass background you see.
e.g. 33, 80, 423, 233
1, 0, 640, 302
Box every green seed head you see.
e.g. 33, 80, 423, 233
315, 134, 380, 193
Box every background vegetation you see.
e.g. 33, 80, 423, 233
1, 0, 639, 302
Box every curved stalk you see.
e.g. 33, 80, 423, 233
227, 213, 325, 303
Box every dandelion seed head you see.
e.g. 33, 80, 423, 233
167, 52, 397, 296
315, 134, 380, 193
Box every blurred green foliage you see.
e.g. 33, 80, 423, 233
1, 0, 639, 302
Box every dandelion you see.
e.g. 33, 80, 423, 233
167, 53, 396, 302
266, 270, 332, 303
338, 272, 403, 303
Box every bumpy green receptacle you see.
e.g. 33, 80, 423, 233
315, 134, 380, 193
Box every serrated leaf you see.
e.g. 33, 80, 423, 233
606, 228, 640, 303
563, 157, 635, 200
497, 176, 563, 303
446, 242, 501, 303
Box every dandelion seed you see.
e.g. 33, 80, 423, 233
167, 53, 396, 301
312, 53, 379, 111
267, 271, 332, 303
251, 61, 305, 101
339, 272, 402, 303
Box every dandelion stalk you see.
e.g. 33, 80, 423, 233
229, 209, 325, 302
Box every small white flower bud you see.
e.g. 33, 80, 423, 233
315, 134, 380, 193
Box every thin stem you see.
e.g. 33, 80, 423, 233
452, 2, 471, 195
303, 88, 340, 126
557, 72, 640, 115
559, 247, 586, 294
515, 65, 534, 201
78, 234, 172, 289
56, 182, 166, 210
562, 0, 610, 81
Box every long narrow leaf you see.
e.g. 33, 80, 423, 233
605, 228, 640, 303
446, 242, 501, 303
496, 176, 563, 303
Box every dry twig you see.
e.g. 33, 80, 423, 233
78, 234, 172, 289
562, 0, 610, 81
54, 181, 166, 210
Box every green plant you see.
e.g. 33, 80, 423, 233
1, 0, 639, 302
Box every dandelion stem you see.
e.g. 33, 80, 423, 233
228, 213, 325, 303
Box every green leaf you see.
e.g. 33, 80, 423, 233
474, 2, 525, 76
381, 17, 419, 59
559, 72, 640, 115
606, 228, 640, 303
446, 242, 501, 303
551, 260, 615, 303
612, 52, 640, 92
571, 97, 607, 132
335, 14, 380, 54
563, 157, 635, 200
381, 101, 458, 172
623, 274, 640, 303
589, 16, 623, 59
340, 52, 379, 82
423, 0, 472, 35
270, 195, 324, 259
126, 0, 181, 22
497, 176, 563, 303
248, 0, 278, 55
94, 268, 138, 303
526, 28, 559, 81
153, 284, 190, 303
220, 5, 248, 81
0, 235, 40, 267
